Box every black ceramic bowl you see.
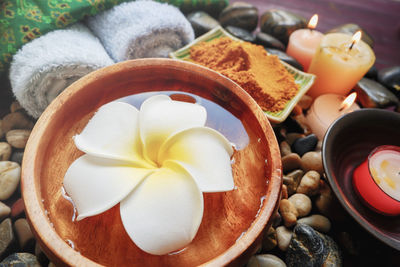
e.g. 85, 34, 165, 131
322, 108, 400, 250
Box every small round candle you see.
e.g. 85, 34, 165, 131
286, 14, 324, 71
307, 32, 375, 98
306, 93, 360, 140
352, 145, 400, 216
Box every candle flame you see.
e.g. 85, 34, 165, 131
308, 14, 318, 29
339, 92, 357, 111
349, 31, 362, 50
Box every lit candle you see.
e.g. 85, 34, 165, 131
352, 145, 400, 216
286, 14, 324, 71
307, 31, 375, 98
306, 93, 360, 140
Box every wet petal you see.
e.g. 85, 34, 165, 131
159, 127, 234, 192
139, 95, 206, 163
74, 101, 153, 167
63, 154, 154, 220
120, 161, 203, 255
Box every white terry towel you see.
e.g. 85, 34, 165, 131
9, 23, 114, 118
87, 0, 194, 61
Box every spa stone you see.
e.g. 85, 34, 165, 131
354, 78, 399, 108
378, 66, 400, 97
187, 11, 219, 37
219, 2, 258, 32
286, 224, 342, 267
225, 26, 256, 42
255, 32, 286, 51
260, 10, 306, 45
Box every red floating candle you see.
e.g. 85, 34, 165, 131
352, 145, 400, 216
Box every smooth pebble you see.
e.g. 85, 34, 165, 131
297, 214, 331, 233
0, 161, 21, 200
276, 226, 292, 251
247, 254, 287, 267
301, 151, 323, 174
0, 201, 11, 219
0, 142, 12, 161
288, 193, 312, 217
297, 170, 320, 196
279, 199, 298, 227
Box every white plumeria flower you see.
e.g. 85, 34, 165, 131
63, 95, 234, 255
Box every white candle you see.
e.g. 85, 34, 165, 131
369, 148, 400, 201
306, 93, 360, 140
286, 14, 323, 71
307, 32, 375, 98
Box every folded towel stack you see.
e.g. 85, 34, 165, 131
87, 1, 194, 61
9, 24, 114, 118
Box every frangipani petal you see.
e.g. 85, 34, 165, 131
139, 95, 207, 163
120, 161, 203, 255
159, 127, 234, 192
74, 102, 153, 168
64, 154, 154, 220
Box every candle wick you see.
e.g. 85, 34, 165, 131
338, 106, 346, 112
349, 41, 356, 51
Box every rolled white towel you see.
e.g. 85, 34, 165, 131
87, 0, 194, 61
9, 23, 114, 118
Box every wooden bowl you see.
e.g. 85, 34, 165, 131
22, 59, 282, 266
322, 108, 400, 250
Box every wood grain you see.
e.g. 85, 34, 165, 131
21, 59, 282, 266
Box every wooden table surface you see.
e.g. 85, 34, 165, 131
234, 0, 400, 70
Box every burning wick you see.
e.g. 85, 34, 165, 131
308, 14, 318, 32
349, 31, 362, 50
339, 92, 357, 111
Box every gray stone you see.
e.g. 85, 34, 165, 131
288, 193, 312, 217
247, 254, 287, 267
291, 134, 318, 156
377, 66, 400, 97
260, 10, 306, 45
297, 214, 331, 233
187, 11, 219, 37
0, 161, 21, 200
354, 78, 399, 108
225, 26, 256, 42
326, 23, 374, 47
0, 218, 15, 259
286, 224, 342, 267
256, 32, 286, 51
0, 253, 40, 267
265, 48, 303, 71
219, 2, 258, 32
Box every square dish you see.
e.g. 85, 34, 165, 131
170, 26, 316, 123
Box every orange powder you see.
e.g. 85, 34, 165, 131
190, 38, 299, 112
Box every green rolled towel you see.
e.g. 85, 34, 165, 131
0, 0, 228, 82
